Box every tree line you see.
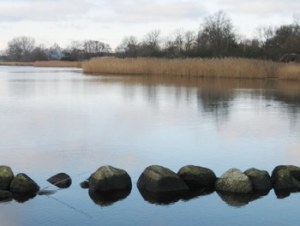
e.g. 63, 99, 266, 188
1, 11, 300, 62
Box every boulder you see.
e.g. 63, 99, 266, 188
271, 165, 300, 191
10, 173, 40, 194
215, 168, 253, 194
0, 166, 14, 190
244, 168, 272, 192
89, 166, 132, 192
178, 165, 216, 190
0, 190, 12, 202
47, 173, 72, 188
137, 165, 188, 193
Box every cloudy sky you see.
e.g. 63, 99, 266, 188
0, 0, 299, 50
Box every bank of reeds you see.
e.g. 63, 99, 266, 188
0, 61, 81, 68
82, 57, 300, 80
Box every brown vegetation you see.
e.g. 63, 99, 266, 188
82, 57, 300, 80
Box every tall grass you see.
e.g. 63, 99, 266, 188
82, 57, 300, 80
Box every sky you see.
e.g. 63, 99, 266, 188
0, 0, 299, 50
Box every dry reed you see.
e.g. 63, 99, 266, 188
82, 57, 300, 80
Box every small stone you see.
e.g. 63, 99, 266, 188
47, 173, 72, 188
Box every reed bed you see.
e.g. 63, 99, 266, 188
82, 57, 300, 80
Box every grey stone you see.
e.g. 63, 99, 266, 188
0, 166, 14, 190
89, 166, 132, 192
178, 165, 217, 190
244, 168, 272, 192
215, 168, 253, 194
10, 173, 40, 194
137, 165, 188, 193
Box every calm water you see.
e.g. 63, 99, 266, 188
0, 66, 300, 226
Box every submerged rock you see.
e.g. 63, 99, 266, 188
244, 168, 272, 192
0, 166, 14, 190
89, 166, 132, 192
215, 168, 253, 194
47, 173, 72, 188
178, 165, 216, 190
10, 173, 40, 194
80, 180, 89, 189
271, 165, 300, 191
217, 191, 267, 207
0, 190, 12, 202
137, 165, 188, 193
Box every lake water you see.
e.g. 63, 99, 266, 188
0, 66, 300, 226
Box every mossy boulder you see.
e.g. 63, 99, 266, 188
177, 165, 216, 190
137, 165, 188, 193
89, 166, 132, 192
0, 166, 14, 190
10, 173, 40, 194
215, 168, 253, 194
47, 173, 72, 188
0, 190, 12, 201
271, 165, 300, 191
244, 168, 272, 192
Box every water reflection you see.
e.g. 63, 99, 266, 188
88, 189, 131, 207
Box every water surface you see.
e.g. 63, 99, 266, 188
0, 66, 300, 226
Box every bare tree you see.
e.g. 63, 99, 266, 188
6, 36, 35, 61
197, 11, 237, 56
116, 36, 139, 57
140, 30, 161, 57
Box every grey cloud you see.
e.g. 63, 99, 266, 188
92, 0, 207, 23
0, 0, 93, 22
218, 0, 300, 16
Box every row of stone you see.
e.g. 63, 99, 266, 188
1, 164, 300, 203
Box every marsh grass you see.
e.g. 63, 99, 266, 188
0, 61, 81, 68
82, 57, 300, 80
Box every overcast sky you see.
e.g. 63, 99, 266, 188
0, 0, 299, 50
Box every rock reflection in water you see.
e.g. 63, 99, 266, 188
217, 191, 270, 207
88, 189, 131, 207
13, 192, 37, 203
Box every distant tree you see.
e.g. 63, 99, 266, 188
83, 40, 111, 58
140, 30, 161, 57
116, 36, 140, 57
30, 45, 48, 61
6, 36, 35, 61
196, 11, 237, 57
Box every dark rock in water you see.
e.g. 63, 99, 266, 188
89, 189, 131, 207
0, 166, 14, 190
89, 165, 132, 192
244, 168, 272, 192
217, 191, 267, 207
37, 189, 57, 196
137, 165, 188, 194
80, 180, 89, 189
47, 173, 72, 188
215, 168, 253, 194
0, 190, 13, 202
178, 165, 216, 190
10, 173, 40, 194
271, 165, 300, 191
